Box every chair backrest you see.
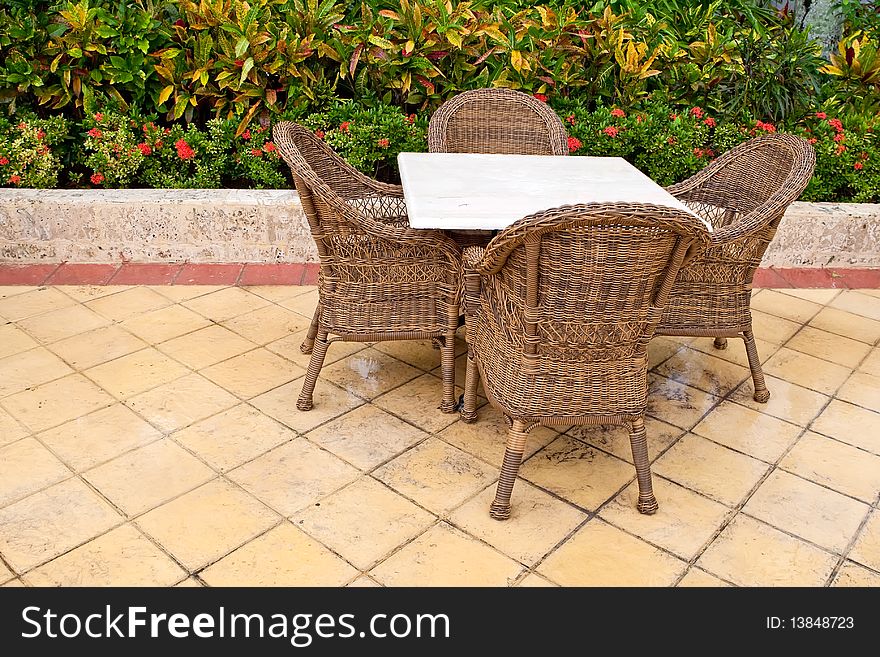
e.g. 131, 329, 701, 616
474, 203, 709, 371
673, 133, 815, 232
428, 88, 569, 155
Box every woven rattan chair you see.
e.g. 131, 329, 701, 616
459, 203, 710, 519
273, 121, 462, 413
657, 134, 816, 402
428, 88, 569, 155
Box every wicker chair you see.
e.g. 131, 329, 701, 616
459, 203, 710, 519
428, 88, 569, 155
273, 121, 463, 413
657, 134, 816, 402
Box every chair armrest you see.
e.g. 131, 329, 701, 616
461, 246, 485, 319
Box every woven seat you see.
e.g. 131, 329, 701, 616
657, 134, 816, 402
428, 87, 569, 155
273, 121, 462, 413
459, 203, 709, 519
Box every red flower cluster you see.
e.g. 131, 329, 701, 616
610, 108, 626, 118
808, 137, 818, 145
0, 157, 8, 165
833, 132, 845, 143
667, 136, 676, 145
263, 142, 276, 153
690, 106, 704, 119
9, 174, 21, 184
669, 113, 677, 121
137, 143, 152, 156
602, 126, 619, 138
566, 114, 576, 125
377, 138, 390, 148
532, 93, 548, 103
90, 172, 104, 185
339, 121, 350, 133
251, 148, 263, 157
87, 128, 102, 138
693, 147, 715, 158
636, 115, 644, 123
815, 111, 827, 119
827, 118, 843, 132
567, 136, 582, 152
854, 162, 864, 170
94, 113, 104, 122
755, 121, 776, 133
406, 114, 416, 124
242, 129, 251, 140
836, 144, 846, 155
315, 129, 325, 139
703, 117, 716, 128
175, 139, 195, 160
35, 129, 45, 140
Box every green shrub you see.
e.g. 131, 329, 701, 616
0, 114, 69, 188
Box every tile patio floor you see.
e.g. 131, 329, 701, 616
0, 284, 879, 587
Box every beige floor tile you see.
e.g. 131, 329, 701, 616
0, 324, 38, 358
279, 289, 319, 318
228, 439, 359, 516
374, 438, 498, 515
859, 348, 880, 377
17, 304, 110, 344
647, 336, 685, 370
830, 290, 880, 322
220, 305, 311, 345
321, 349, 423, 401
23, 524, 186, 586
832, 561, 880, 587
0, 408, 28, 447
859, 289, 880, 299
2, 579, 24, 587
293, 478, 435, 570
373, 373, 463, 433
0, 285, 37, 299
0, 438, 71, 508
201, 522, 357, 586
0, 288, 75, 322
149, 285, 225, 303
3, 374, 115, 433
61, 285, 133, 303
786, 326, 872, 369
763, 347, 853, 396
691, 401, 803, 463
600, 478, 732, 560
84, 348, 190, 399
811, 400, 880, 455
808, 307, 880, 344
266, 330, 367, 369
655, 348, 751, 398
653, 433, 770, 506
243, 285, 305, 304
120, 304, 212, 344
685, 335, 779, 369
84, 440, 215, 517
0, 347, 73, 398
250, 380, 364, 433
348, 576, 381, 587
776, 288, 841, 305
450, 481, 586, 566
126, 373, 238, 433
200, 348, 304, 399
307, 405, 429, 471
750, 309, 803, 345
157, 325, 255, 370
849, 510, 880, 572
0, 559, 12, 583
646, 375, 721, 430
50, 325, 147, 370
85, 287, 170, 322
0, 478, 122, 572
728, 374, 830, 426
373, 339, 463, 372
438, 405, 558, 469
836, 371, 880, 412
136, 479, 278, 572
172, 404, 296, 472
37, 404, 161, 471
519, 435, 635, 511
182, 287, 270, 322
780, 431, 880, 502
569, 417, 684, 465
677, 568, 732, 587
370, 522, 522, 586
538, 518, 686, 586
751, 290, 823, 323
517, 573, 558, 587
175, 577, 203, 587
696, 515, 837, 586
743, 470, 868, 553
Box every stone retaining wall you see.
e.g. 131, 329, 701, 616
0, 189, 877, 267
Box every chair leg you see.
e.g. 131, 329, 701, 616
460, 352, 480, 423
300, 304, 321, 355
742, 329, 770, 403
713, 337, 728, 350
628, 417, 658, 515
439, 332, 457, 414
297, 331, 329, 411
490, 420, 530, 520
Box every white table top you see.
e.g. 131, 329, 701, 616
397, 152, 709, 231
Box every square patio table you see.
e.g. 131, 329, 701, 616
397, 152, 710, 232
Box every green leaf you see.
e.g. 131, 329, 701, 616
235, 37, 250, 58
240, 57, 254, 85
158, 85, 174, 106
172, 95, 189, 119
368, 35, 394, 50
